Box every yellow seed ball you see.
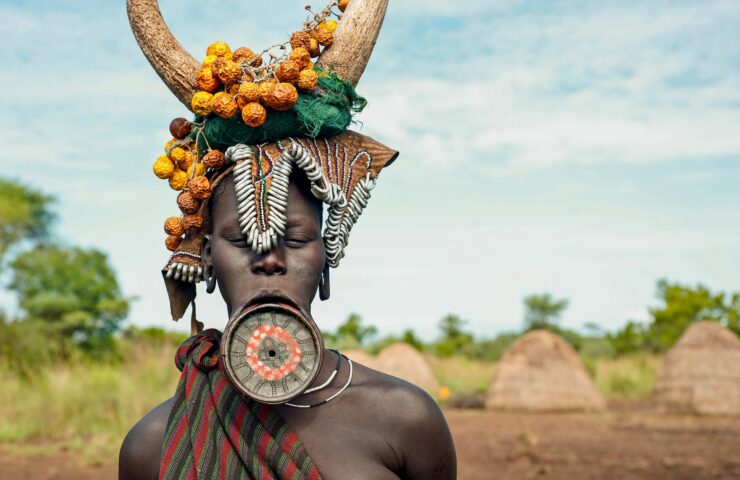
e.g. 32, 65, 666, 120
266, 82, 298, 111
290, 31, 312, 50
236, 82, 261, 108
196, 67, 221, 93
168, 170, 188, 190
232, 47, 263, 67
275, 59, 301, 83
202, 55, 218, 68
177, 151, 194, 171
211, 91, 238, 119
289, 47, 311, 70
338, 0, 350, 12
187, 163, 206, 178
164, 138, 176, 153
312, 25, 333, 47
165, 235, 183, 252
217, 60, 242, 85
321, 20, 338, 33
297, 69, 319, 91
241, 102, 267, 128
164, 217, 185, 236
191, 91, 214, 116
170, 147, 186, 163
206, 41, 231, 57
153, 154, 175, 179
258, 81, 275, 104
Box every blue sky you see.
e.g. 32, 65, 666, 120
2, 0, 739, 339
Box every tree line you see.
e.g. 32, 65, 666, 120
324, 287, 740, 360
1, 177, 738, 371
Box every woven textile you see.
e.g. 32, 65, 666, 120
159, 329, 323, 480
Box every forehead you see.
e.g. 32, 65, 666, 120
210, 173, 322, 230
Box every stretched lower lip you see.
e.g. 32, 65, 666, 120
238, 292, 302, 315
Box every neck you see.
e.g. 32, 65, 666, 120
298, 349, 342, 400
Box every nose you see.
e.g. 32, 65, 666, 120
250, 246, 287, 275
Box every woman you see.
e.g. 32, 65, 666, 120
120, 0, 456, 478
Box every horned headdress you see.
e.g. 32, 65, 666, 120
128, 0, 397, 323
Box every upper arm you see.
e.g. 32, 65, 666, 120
394, 387, 457, 480
119, 398, 173, 480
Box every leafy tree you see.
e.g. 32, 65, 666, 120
401, 328, 424, 351
0, 178, 55, 267
435, 314, 474, 357
325, 313, 378, 349
523, 293, 569, 330
610, 279, 740, 354
8, 245, 129, 353
648, 279, 726, 349
609, 321, 648, 355
462, 332, 519, 362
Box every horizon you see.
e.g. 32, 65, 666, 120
2, 0, 739, 340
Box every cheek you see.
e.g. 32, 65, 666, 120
211, 240, 250, 287
287, 242, 325, 287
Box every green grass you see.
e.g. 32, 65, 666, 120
427, 355, 497, 395
591, 354, 661, 399
0, 339, 663, 465
0, 341, 178, 461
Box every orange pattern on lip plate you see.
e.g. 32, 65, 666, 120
245, 325, 302, 381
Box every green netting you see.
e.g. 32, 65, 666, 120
195, 69, 366, 150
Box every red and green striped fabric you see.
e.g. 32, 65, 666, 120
159, 329, 323, 480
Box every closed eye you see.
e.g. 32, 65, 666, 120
284, 233, 313, 248
224, 235, 248, 248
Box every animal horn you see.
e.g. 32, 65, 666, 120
127, 0, 200, 110
317, 0, 389, 87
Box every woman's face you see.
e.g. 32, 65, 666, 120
203, 175, 326, 319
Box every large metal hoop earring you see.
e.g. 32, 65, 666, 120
319, 263, 330, 301
205, 265, 216, 294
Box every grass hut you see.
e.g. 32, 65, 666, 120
485, 330, 606, 412
375, 343, 439, 393
654, 321, 740, 415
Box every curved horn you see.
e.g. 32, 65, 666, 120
317, 0, 389, 87
127, 0, 200, 109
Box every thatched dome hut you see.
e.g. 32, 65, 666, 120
654, 321, 740, 415
342, 349, 377, 369
485, 330, 606, 412
375, 343, 439, 393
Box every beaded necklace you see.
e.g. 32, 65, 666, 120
285, 350, 354, 409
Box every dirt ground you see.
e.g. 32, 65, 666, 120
2, 404, 739, 480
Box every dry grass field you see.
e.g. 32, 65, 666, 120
4, 341, 736, 479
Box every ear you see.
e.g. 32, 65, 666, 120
201, 234, 213, 270
201, 235, 217, 294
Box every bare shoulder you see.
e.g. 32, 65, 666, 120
119, 398, 173, 480
352, 363, 441, 422
349, 362, 457, 479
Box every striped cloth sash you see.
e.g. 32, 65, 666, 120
159, 329, 323, 480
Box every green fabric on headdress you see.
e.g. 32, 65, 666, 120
197, 69, 366, 150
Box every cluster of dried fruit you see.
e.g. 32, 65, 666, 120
154, 0, 351, 253
190, 0, 348, 128
153, 117, 228, 251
